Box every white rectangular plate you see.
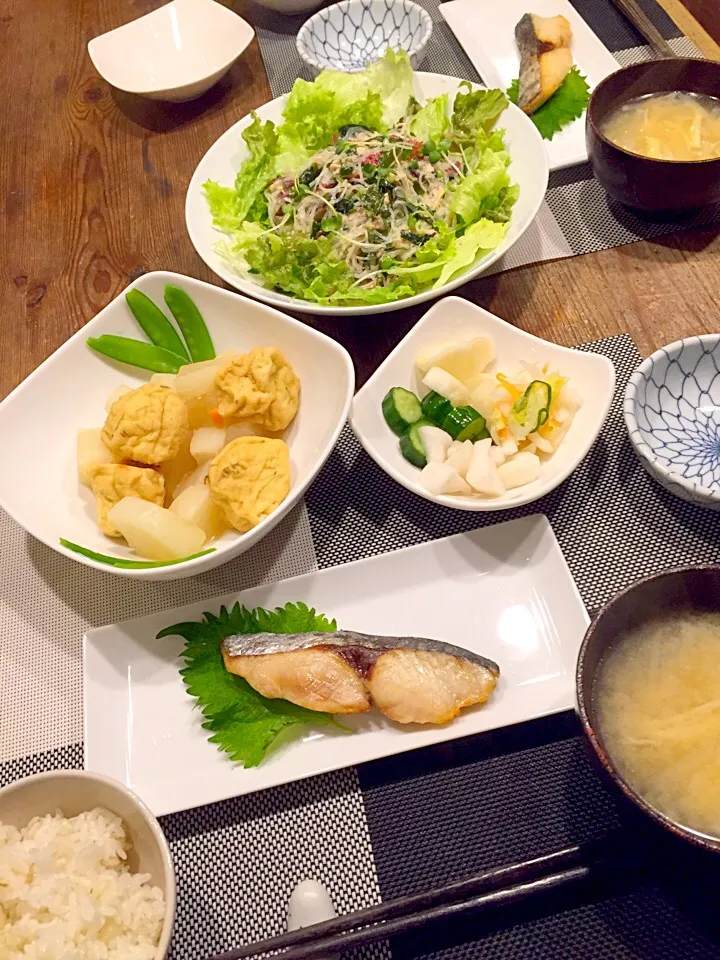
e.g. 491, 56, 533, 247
84, 515, 588, 816
439, 0, 619, 170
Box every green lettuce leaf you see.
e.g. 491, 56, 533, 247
277, 48, 413, 165
281, 81, 381, 159
234, 115, 278, 220
245, 232, 419, 304
362, 48, 415, 127
204, 114, 278, 231
203, 182, 245, 234
158, 602, 345, 767
410, 94, 450, 141
507, 67, 590, 140
484, 183, 520, 223
452, 84, 509, 141
245, 233, 348, 301
450, 148, 511, 223
433, 219, 508, 289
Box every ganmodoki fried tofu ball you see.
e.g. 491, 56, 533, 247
102, 383, 189, 465
208, 436, 290, 533
89, 463, 165, 537
214, 348, 300, 432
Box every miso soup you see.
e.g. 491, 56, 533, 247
595, 610, 720, 840
601, 91, 720, 162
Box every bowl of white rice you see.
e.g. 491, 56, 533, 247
0, 770, 175, 959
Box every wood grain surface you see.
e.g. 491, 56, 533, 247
1, 0, 718, 398
656, 0, 720, 57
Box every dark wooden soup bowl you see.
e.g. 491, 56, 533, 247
576, 565, 720, 855
586, 58, 720, 214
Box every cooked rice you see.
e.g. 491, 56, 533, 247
0, 807, 166, 959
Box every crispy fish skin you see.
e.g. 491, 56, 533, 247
223, 630, 500, 675
515, 13, 573, 114
222, 647, 371, 714
222, 630, 500, 725
368, 649, 498, 725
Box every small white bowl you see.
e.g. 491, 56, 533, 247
0, 271, 354, 580
297, 0, 433, 75
625, 335, 720, 510
0, 770, 175, 960
350, 296, 615, 511
88, 0, 255, 102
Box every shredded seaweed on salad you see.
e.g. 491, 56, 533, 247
203, 51, 518, 306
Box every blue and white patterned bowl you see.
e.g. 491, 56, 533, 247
625, 335, 720, 510
297, 0, 432, 75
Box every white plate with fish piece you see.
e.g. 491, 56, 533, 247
439, 0, 619, 170
84, 514, 588, 816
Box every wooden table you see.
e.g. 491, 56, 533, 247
1, 0, 718, 398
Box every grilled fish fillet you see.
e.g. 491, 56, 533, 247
515, 13, 573, 114
368, 649, 498, 724
222, 647, 371, 714
222, 630, 500, 725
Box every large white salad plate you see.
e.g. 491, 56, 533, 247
84, 514, 588, 816
185, 72, 549, 317
439, 0, 619, 170
351, 296, 615, 511
0, 272, 353, 581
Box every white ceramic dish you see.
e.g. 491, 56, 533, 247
88, 0, 254, 102
185, 72, 549, 316
0, 271, 354, 580
0, 770, 176, 959
84, 514, 589, 816
439, 0, 619, 171
297, 0, 433, 75
350, 296, 615, 511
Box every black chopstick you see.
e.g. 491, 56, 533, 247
207, 835, 623, 960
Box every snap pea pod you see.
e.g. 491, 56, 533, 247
86, 335, 189, 373
60, 538, 215, 569
125, 289, 190, 360
164, 285, 216, 362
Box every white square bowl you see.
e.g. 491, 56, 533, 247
0, 272, 354, 580
350, 296, 615, 511
87, 0, 255, 102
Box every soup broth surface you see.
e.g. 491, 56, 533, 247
601, 91, 720, 161
595, 610, 720, 840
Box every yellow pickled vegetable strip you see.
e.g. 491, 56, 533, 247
496, 373, 523, 401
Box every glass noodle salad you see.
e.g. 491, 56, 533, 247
204, 52, 518, 306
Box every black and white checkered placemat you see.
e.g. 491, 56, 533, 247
243, 0, 719, 274
4, 331, 720, 960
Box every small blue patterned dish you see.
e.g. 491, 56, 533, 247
625, 335, 720, 510
297, 0, 432, 76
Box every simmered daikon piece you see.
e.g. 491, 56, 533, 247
108, 497, 206, 560
190, 427, 226, 466
170, 484, 228, 540
174, 354, 235, 400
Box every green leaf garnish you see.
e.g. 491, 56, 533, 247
157, 602, 347, 767
508, 67, 590, 141
60, 538, 215, 569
